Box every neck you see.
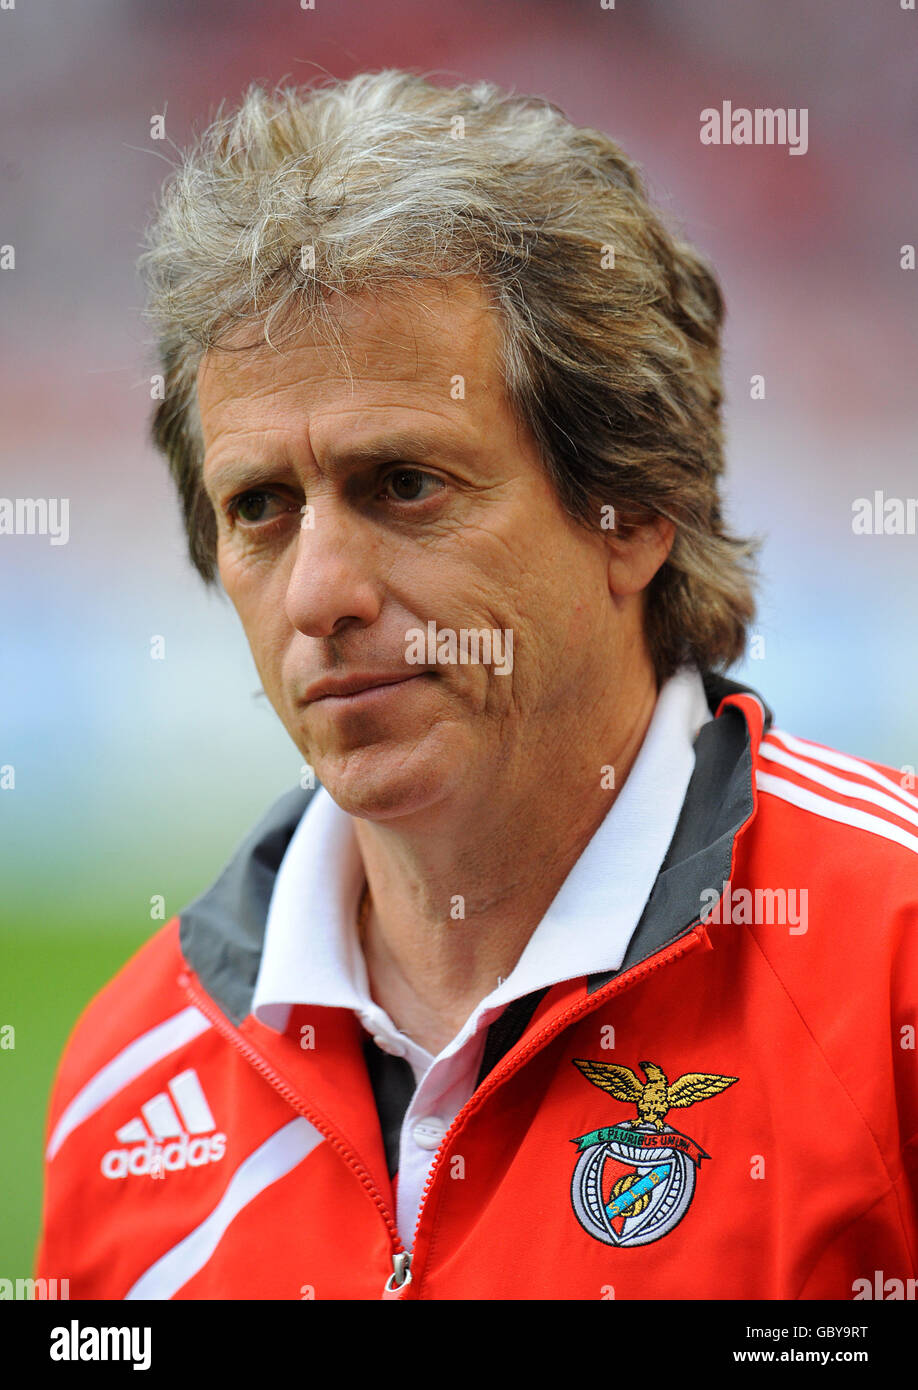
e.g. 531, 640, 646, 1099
352, 659, 660, 1055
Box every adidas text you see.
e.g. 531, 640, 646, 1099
101, 1132, 226, 1179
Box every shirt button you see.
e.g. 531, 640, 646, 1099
412, 1117, 447, 1150
372, 1034, 406, 1059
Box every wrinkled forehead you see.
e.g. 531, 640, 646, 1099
195, 275, 505, 410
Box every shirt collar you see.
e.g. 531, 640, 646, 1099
251, 665, 711, 1042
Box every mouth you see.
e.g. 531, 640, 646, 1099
303, 671, 432, 706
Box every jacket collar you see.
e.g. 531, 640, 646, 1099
180, 672, 772, 1026
587, 671, 771, 991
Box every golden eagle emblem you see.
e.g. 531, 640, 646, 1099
572, 1058, 738, 1131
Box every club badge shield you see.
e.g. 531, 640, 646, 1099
569, 1059, 737, 1248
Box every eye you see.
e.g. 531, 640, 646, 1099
228, 490, 293, 526
381, 468, 443, 503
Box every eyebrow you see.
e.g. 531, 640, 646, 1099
322, 428, 466, 470
204, 429, 468, 497
202, 458, 294, 501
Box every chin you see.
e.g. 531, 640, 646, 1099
307, 738, 462, 823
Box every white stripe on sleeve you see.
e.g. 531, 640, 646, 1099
759, 740, 918, 829
756, 770, 918, 857
768, 729, 918, 812
46, 1006, 211, 1160
124, 1118, 324, 1300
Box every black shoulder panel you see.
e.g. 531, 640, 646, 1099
180, 785, 315, 1025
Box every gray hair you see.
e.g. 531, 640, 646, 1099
140, 69, 757, 681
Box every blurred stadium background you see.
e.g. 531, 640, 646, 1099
2, 0, 916, 1275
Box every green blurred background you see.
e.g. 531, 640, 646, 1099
1, 924, 150, 1273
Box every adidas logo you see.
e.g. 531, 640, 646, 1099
101, 1068, 226, 1180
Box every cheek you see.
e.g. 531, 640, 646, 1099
517, 563, 607, 678
219, 555, 289, 681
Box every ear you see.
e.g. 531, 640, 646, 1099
605, 515, 675, 598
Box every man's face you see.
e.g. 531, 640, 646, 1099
198, 277, 634, 824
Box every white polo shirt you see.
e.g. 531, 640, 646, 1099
252, 664, 711, 1247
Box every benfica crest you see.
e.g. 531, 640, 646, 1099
569, 1059, 737, 1248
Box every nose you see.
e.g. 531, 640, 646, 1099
284, 501, 382, 639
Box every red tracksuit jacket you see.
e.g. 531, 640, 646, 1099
36, 676, 918, 1299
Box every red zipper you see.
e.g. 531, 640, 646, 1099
178, 969, 406, 1266
400, 922, 707, 1298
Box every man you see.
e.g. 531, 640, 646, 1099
37, 70, 917, 1300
